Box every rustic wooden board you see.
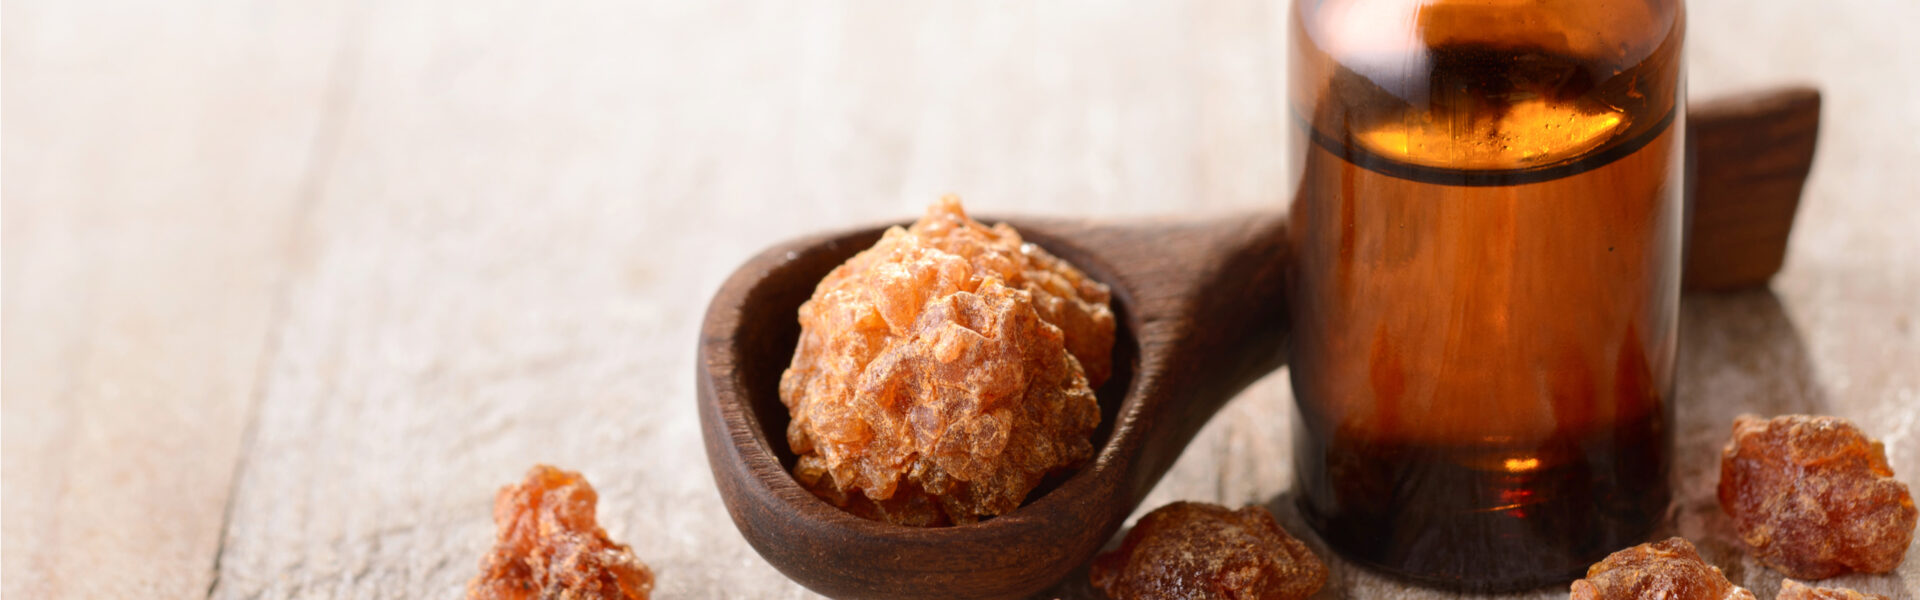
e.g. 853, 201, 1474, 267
0, 1, 348, 597
4, 0, 1917, 598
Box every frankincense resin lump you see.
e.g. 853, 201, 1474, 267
468, 465, 654, 600
1089, 502, 1327, 600
779, 197, 1115, 526
1718, 414, 1916, 579
1776, 580, 1890, 600
1569, 537, 1755, 600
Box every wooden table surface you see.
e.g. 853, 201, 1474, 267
5, 1, 1917, 598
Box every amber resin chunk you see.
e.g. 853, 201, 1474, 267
1776, 580, 1891, 600
1718, 414, 1917, 578
1088, 502, 1328, 600
780, 197, 1114, 525
1569, 537, 1756, 600
468, 465, 654, 600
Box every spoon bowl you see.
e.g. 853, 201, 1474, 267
698, 213, 1293, 599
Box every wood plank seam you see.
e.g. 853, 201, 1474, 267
202, 9, 367, 598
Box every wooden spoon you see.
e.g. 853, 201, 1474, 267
696, 87, 1819, 600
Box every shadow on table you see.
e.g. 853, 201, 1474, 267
1666, 289, 1831, 588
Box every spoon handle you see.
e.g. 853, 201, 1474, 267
1686, 86, 1821, 291
1013, 212, 1294, 507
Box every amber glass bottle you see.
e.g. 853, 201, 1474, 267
1285, 0, 1684, 591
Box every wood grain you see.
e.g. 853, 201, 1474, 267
0, 1, 347, 597
3, 0, 1916, 599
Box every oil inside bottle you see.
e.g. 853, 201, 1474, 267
1286, 1, 1684, 590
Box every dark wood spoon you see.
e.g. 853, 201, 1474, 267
697, 87, 1819, 600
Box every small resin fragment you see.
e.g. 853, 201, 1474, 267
1569, 537, 1755, 600
468, 465, 653, 600
1089, 502, 1327, 600
1718, 414, 1917, 578
780, 196, 1114, 525
1775, 579, 1891, 600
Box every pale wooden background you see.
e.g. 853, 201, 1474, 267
4, 1, 1917, 598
